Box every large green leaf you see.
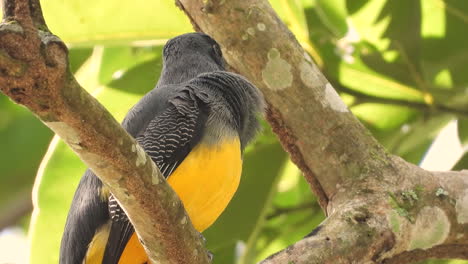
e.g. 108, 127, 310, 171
421, 0, 468, 92
391, 114, 454, 164
28, 45, 161, 264
453, 152, 468, 170
338, 59, 424, 101
40, 0, 191, 46
28, 137, 86, 264
315, 0, 348, 37
0, 96, 52, 219
457, 118, 468, 147
351, 103, 417, 131
417, 258, 468, 264
254, 166, 324, 262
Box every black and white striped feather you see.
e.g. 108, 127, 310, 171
103, 89, 208, 263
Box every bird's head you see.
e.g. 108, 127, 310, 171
162, 33, 225, 70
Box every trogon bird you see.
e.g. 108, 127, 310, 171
59, 33, 264, 263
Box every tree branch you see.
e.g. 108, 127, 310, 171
0, 0, 210, 263
175, 0, 468, 263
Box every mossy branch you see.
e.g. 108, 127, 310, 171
175, 0, 468, 263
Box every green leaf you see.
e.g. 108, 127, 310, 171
421, 0, 468, 92
338, 58, 425, 101
68, 48, 93, 73
107, 58, 163, 95
417, 258, 468, 264
99, 46, 161, 86
41, 0, 192, 46
29, 138, 86, 264
315, 0, 348, 37
28, 46, 157, 264
0, 96, 52, 213
255, 172, 324, 262
392, 114, 453, 164
351, 103, 417, 131
347, 0, 390, 51
457, 118, 468, 147
453, 151, 468, 170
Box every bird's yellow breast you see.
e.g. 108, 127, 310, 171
117, 137, 242, 263
168, 136, 242, 231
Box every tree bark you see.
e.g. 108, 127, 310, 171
0, 0, 210, 263
175, 0, 468, 263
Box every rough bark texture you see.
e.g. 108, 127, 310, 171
175, 0, 468, 263
0, 1, 210, 263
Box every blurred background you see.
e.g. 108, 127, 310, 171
0, 0, 467, 263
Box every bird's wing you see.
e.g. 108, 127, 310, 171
60, 170, 109, 264
102, 88, 208, 263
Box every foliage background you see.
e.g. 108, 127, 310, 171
0, 0, 467, 263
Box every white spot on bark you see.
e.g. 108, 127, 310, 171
324, 83, 349, 112
242, 34, 249, 40
118, 138, 123, 145
45, 122, 82, 149
304, 51, 313, 63
456, 190, 468, 224
131, 144, 136, 152
435, 187, 449, 197
257, 23, 266, 31
134, 144, 147, 167
409, 206, 450, 250
181, 216, 187, 225
299, 61, 321, 88
262, 48, 293, 90
246, 27, 255, 36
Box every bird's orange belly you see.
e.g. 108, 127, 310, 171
118, 138, 242, 263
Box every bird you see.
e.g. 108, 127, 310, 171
59, 32, 264, 264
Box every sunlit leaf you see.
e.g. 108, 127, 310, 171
453, 151, 468, 170
255, 171, 323, 262
41, 0, 191, 46
315, 0, 348, 37
394, 114, 453, 164
351, 103, 417, 131
338, 59, 425, 101
99, 46, 161, 86
0, 96, 52, 211
457, 118, 468, 147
